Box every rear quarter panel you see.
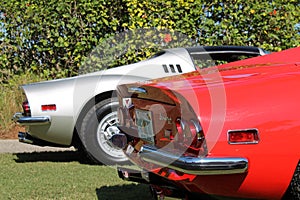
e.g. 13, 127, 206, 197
177, 64, 300, 198
22, 48, 195, 145
23, 74, 149, 145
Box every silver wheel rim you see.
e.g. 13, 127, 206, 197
96, 111, 127, 161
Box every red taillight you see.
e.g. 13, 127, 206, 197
187, 120, 206, 154
22, 101, 31, 116
228, 129, 259, 144
175, 118, 206, 156
41, 104, 56, 112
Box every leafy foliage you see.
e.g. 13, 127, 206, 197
124, 0, 299, 49
0, 0, 127, 81
0, 0, 299, 82
80, 28, 196, 74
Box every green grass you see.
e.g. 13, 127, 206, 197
0, 151, 153, 200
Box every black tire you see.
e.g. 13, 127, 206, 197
79, 97, 129, 165
284, 161, 300, 199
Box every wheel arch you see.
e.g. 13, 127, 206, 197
71, 90, 117, 147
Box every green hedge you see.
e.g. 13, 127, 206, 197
0, 0, 299, 82
0, 0, 128, 81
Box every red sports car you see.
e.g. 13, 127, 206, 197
114, 47, 300, 199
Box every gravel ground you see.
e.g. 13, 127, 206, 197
0, 139, 75, 154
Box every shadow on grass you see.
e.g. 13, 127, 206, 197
96, 183, 153, 200
13, 150, 98, 165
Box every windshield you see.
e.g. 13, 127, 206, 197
187, 46, 269, 69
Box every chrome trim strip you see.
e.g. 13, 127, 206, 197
17, 116, 51, 125
190, 50, 260, 55
139, 145, 248, 175
128, 87, 147, 94
13, 112, 51, 125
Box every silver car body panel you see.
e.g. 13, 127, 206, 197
20, 48, 195, 145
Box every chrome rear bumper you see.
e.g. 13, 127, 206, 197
13, 112, 51, 125
139, 145, 248, 175
13, 113, 67, 147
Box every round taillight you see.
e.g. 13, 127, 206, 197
186, 119, 207, 156
175, 118, 206, 155
189, 120, 204, 141
176, 118, 192, 142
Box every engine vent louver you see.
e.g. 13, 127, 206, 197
169, 64, 176, 73
176, 64, 182, 73
162, 64, 169, 73
162, 64, 183, 74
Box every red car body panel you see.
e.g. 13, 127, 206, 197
116, 47, 300, 199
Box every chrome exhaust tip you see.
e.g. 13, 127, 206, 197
18, 132, 34, 144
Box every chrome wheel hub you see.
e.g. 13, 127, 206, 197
97, 111, 126, 159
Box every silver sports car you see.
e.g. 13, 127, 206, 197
12, 46, 268, 165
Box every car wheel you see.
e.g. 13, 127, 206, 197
285, 161, 300, 199
79, 97, 129, 165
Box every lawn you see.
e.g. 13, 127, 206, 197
0, 151, 153, 200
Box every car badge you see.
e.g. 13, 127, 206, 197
123, 98, 133, 109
